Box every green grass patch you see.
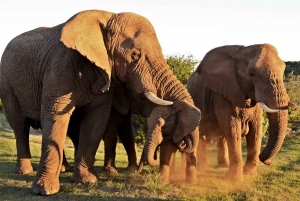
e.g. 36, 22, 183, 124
0, 111, 299, 200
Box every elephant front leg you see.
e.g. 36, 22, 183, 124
159, 143, 177, 184
243, 121, 262, 177
214, 100, 244, 181
72, 102, 112, 184
185, 152, 197, 184
223, 124, 244, 181
31, 112, 73, 195
197, 137, 207, 171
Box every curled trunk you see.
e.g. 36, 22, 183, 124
259, 109, 288, 165
144, 110, 165, 166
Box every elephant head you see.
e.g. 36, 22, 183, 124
195, 44, 293, 165
60, 10, 190, 105
144, 100, 200, 166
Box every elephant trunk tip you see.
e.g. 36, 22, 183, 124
259, 155, 273, 166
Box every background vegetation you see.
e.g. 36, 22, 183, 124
0, 56, 299, 200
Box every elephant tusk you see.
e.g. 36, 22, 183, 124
258, 102, 279, 113
144, 92, 173, 105
288, 101, 300, 109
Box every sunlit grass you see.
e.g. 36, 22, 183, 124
0, 112, 299, 200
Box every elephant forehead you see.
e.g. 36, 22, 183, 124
255, 46, 285, 71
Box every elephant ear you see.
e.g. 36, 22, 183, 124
112, 85, 130, 116
197, 45, 247, 108
172, 100, 201, 143
60, 10, 114, 92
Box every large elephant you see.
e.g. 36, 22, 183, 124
0, 10, 200, 195
187, 44, 295, 181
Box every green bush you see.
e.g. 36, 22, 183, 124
284, 71, 300, 121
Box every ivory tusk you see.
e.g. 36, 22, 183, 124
258, 102, 279, 113
288, 101, 300, 109
144, 92, 173, 105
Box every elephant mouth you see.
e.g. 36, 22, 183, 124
176, 134, 194, 153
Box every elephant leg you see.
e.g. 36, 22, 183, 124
72, 100, 112, 184
217, 136, 229, 168
60, 150, 70, 172
223, 125, 243, 181
117, 112, 138, 172
2, 98, 33, 174
243, 121, 262, 176
169, 151, 177, 175
159, 142, 177, 184
32, 104, 74, 195
214, 99, 243, 181
13, 121, 32, 174
185, 151, 197, 184
14, 122, 32, 174
197, 137, 207, 171
103, 112, 118, 174
180, 152, 187, 172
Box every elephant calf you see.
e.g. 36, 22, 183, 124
137, 102, 200, 184
188, 44, 297, 181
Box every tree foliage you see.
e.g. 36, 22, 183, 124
284, 71, 300, 121
285, 61, 300, 75
166, 54, 199, 86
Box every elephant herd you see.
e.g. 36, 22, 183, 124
0, 9, 297, 195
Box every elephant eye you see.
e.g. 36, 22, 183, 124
131, 50, 141, 61
249, 72, 255, 78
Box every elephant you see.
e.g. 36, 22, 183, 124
102, 109, 138, 174
187, 44, 297, 181
0, 10, 200, 195
137, 101, 200, 184
71, 85, 200, 184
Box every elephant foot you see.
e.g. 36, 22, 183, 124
185, 169, 197, 184
185, 176, 198, 185
60, 161, 71, 173
161, 177, 170, 184
216, 162, 229, 168
102, 165, 119, 175
15, 159, 33, 174
126, 163, 138, 172
223, 171, 244, 181
72, 168, 98, 184
243, 166, 258, 177
31, 175, 59, 195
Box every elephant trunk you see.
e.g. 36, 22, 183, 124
150, 63, 194, 104
144, 125, 163, 166
177, 130, 199, 153
259, 109, 288, 165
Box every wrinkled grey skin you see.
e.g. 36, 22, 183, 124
139, 100, 200, 184
188, 44, 291, 181
68, 85, 200, 184
0, 10, 200, 195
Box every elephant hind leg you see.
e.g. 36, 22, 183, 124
117, 112, 138, 172
217, 136, 229, 168
2, 98, 33, 174
60, 150, 70, 172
